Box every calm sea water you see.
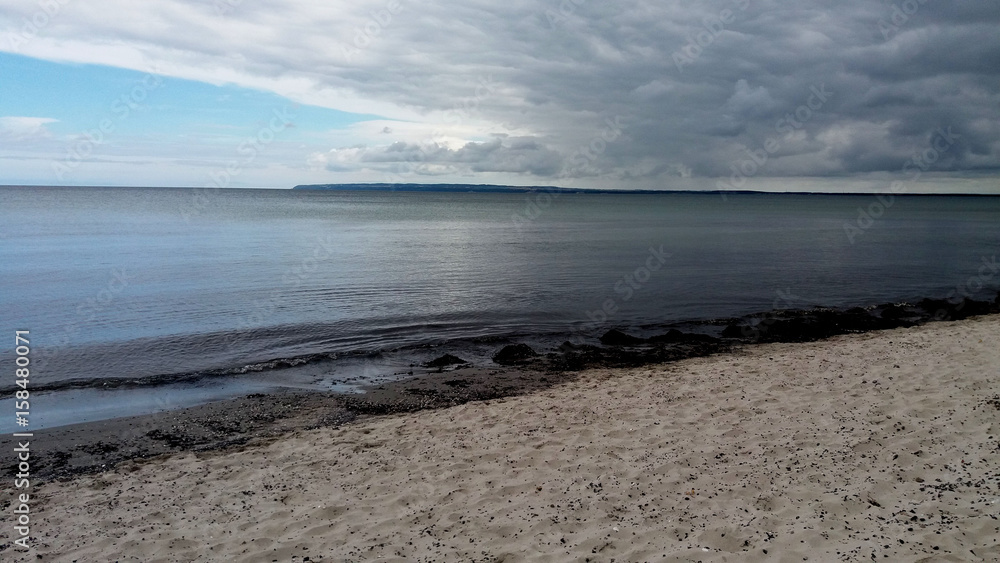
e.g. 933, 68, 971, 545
2, 186, 999, 430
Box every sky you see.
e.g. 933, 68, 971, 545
0, 0, 998, 192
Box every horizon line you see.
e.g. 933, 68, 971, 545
2, 183, 999, 197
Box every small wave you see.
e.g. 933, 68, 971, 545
9, 350, 380, 393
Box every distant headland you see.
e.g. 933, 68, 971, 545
292, 183, 670, 194
291, 183, 995, 196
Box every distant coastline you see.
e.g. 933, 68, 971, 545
291, 183, 999, 196
0, 184, 997, 196
293, 183, 679, 194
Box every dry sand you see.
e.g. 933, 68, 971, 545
8, 315, 1000, 562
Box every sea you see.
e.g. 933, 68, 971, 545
2, 186, 999, 431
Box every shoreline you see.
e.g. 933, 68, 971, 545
7, 290, 999, 433
15, 290, 1000, 398
4, 314, 999, 560
4, 294, 1000, 482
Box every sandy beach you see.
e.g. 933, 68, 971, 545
7, 315, 1000, 562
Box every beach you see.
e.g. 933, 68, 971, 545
4, 314, 999, 562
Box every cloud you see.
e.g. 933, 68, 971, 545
725, 80, 779, 119
631, 80, 674, 101
312, 136, 564, 177
0, 116, 58, 139
0, 0, 998, 188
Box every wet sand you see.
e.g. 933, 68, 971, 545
3, 315, 999, 561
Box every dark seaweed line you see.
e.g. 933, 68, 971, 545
6, 291, 998, 395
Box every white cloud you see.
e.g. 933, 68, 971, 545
309, 136, 564, 177
631, 80, 674, 101
0, 116, 58, 139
